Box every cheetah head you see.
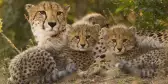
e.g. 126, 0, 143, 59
100, 25, 137, 55
25, 1, 70, 42
67, 22, 101, 51
81, 13, 109, 28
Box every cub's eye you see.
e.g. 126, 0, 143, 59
39, 11, 46, 15
75, 36, 80, 39
86, 35, 91, 39
57, 11, 63, 15
123, 39, 128, 42
112, 39, 116, 42
92, 22, 96, 25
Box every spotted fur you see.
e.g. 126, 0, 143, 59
82, 24, 142, 77
8, 44, 76, 84
7, 1, 76, 84
25, 1, 70, 43
80, 13, 109, 28
135, 28, 168, 48
61, 21, 101, 72
68, 21, 100, 51
116, 48, 168, 78
83, 24, 168, 78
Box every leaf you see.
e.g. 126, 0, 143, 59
0, 19, 3, 33
115, 6, 126, 13
0, 0, 3, 7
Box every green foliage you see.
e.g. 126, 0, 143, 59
0, 19, 2, 33
0, 0, 3, 6
112, 0, 168, 30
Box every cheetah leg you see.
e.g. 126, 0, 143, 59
79, 63, 102, 78
7, 78, 13, 84
45, 62, 77, 83
116, 60, 159, 78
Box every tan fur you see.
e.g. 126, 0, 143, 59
80, 13, 109, 28
82, 24, 138, 77
25, 1, 70, 43
68, 21, 100, 51
136, 29, 168, 48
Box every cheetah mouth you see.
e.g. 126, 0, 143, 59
51, 29, 66, 37
51, 34, 57, 37
114, 52, 125, 55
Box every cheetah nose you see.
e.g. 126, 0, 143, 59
80, 44, 86, 48
48, 22, 57, 28
117, 48, 122, 52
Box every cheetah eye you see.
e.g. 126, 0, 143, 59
123, 39, 128, 42
75, 36, 80, 39
86, 35, 91, 39
92, 22, 96, 25
39, 11, 46, 15
57, 11, 63, 15
111, 39, 116, 42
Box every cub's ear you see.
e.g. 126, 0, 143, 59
128, 26, 136, 34
92, 24, 101, 33
66, 24, 73, 34
64, 5, 70, 13
99, 28, 109, 40
25, 4, 34, 12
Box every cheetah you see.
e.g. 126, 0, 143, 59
135, 29, 168, 48
25, 1, 70, 43
79, 13, 109, 28
8, 1, 76, 84
116, 48, 168, 78
24, 1, 73, 73
82, 24, 156, 78
7, 36, 77, 84
61, 21, 101, 73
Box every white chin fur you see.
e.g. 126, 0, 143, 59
114, 52, 124, 55
72, 47, 89, 51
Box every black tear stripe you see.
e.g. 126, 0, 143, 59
57, 16, 61, 32
86, 39, 89, 48
50, 2, 52, 9
43, 2, 46, 10
32, 12, 39, 21
114, 44, 117, 51
77, 38, 80, 48
42, 13, 47, 30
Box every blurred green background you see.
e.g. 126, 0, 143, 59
1, 0, 168, 60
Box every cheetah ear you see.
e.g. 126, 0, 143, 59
25, 4, 34, 12
88, 17, 95, 24
128, 26, 136, 34
66, 24, 73, 34
92, 24, 101, 33
64, 5, 70, 13
99, 28, 109, 40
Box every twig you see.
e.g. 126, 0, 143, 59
0, 32, 20, 53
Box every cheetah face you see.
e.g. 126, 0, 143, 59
100, 25, 136, 55
25, 1, 70, 42
68, 22, 100, 51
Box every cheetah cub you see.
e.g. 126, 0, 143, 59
8, 36, 76, 84
25, 1, 70, 43
83, 24, 154, 78
80, 13, 109, 28
136, 29, 168, 48
116, 47, 168, 78
63, 21, 101, 73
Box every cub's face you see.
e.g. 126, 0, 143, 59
68, 23, 100, 51
101, 25, 136, 55
25, 1, 70, 42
